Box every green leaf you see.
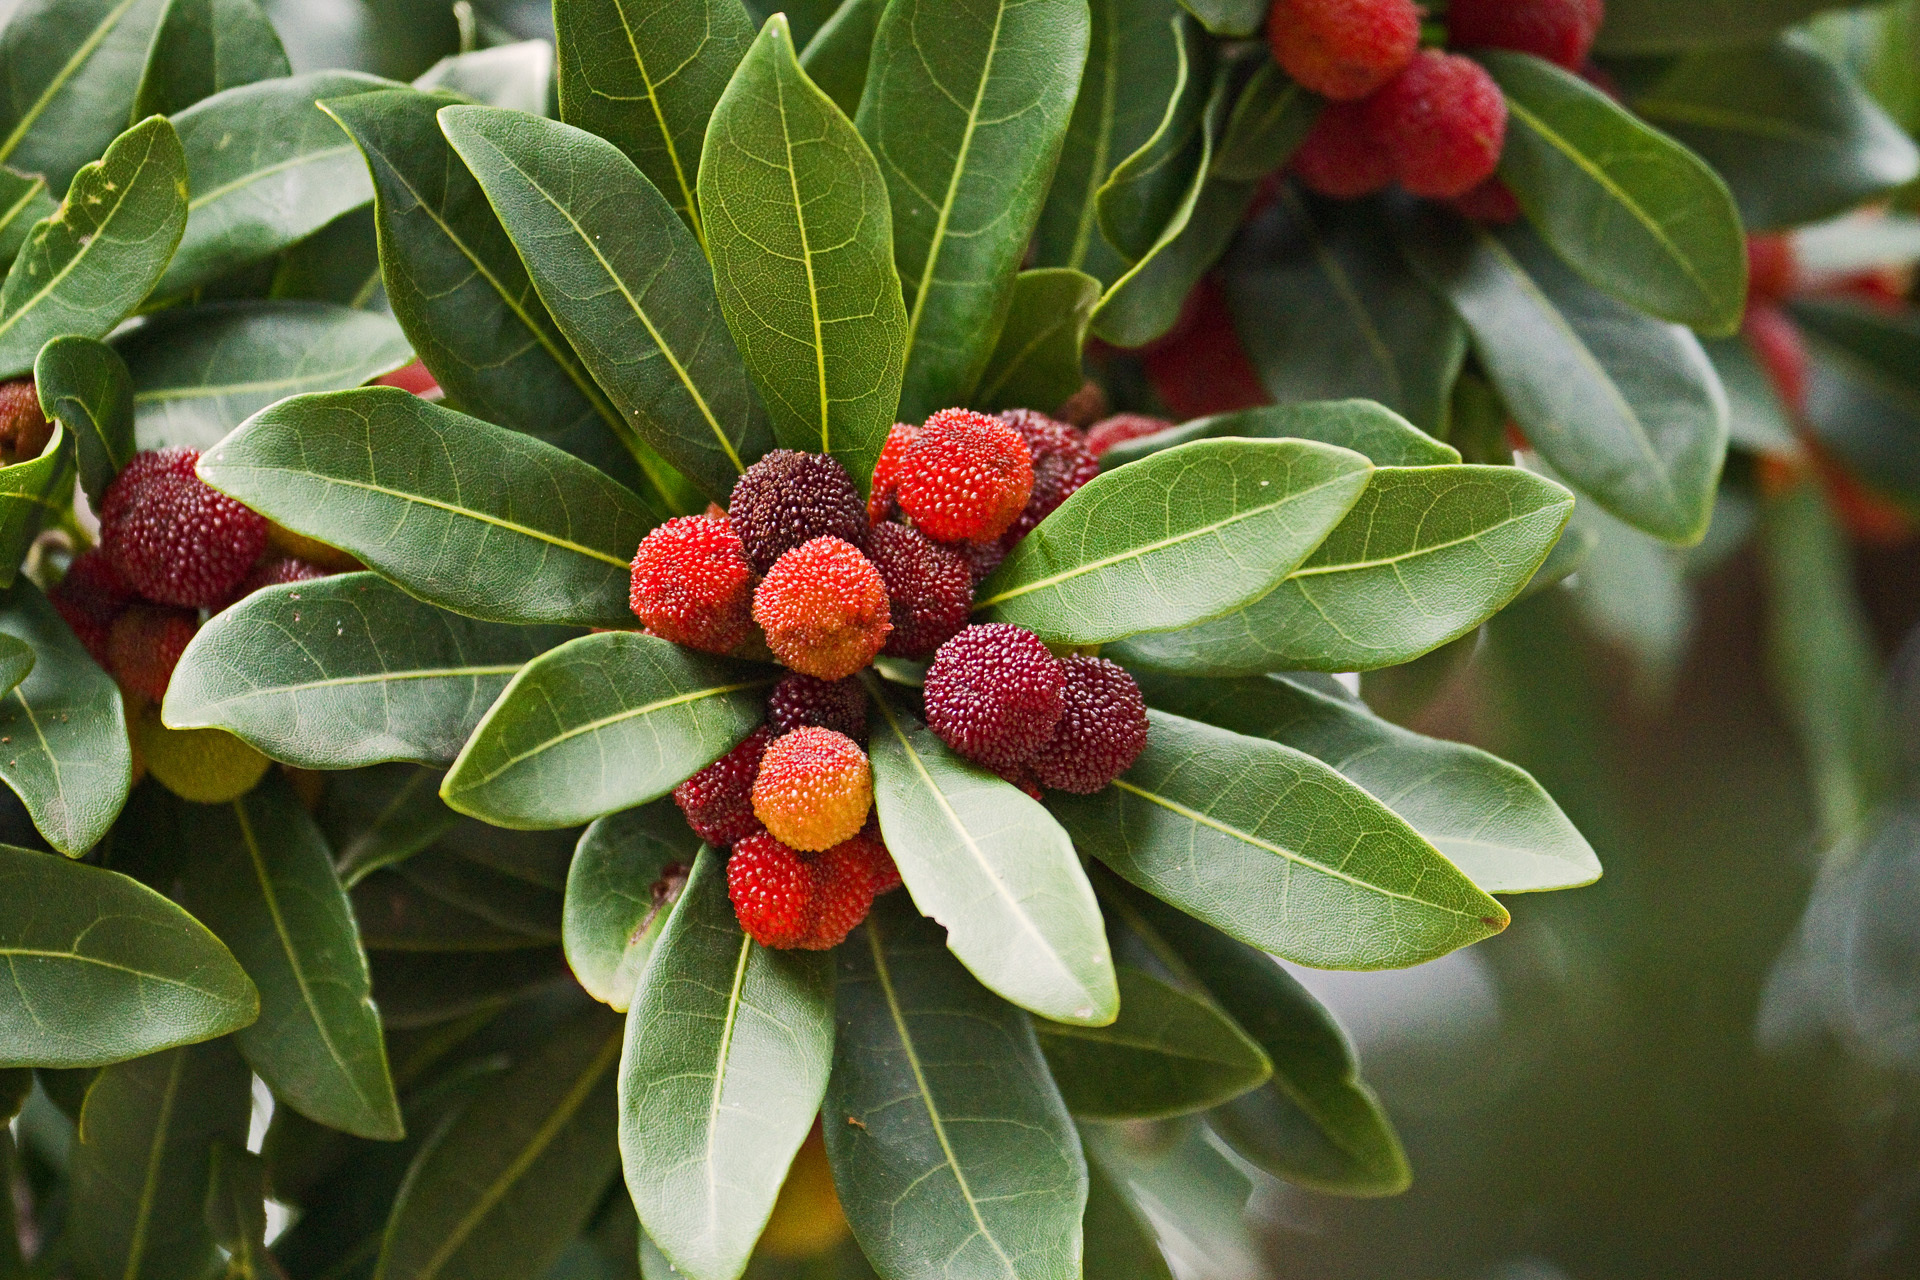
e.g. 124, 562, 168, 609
414, 40, 554, 116
0, 0, 168, 195
1094, 13, 1207, 262
117, 299, 413, 451
371, 947, 572, 1030
163, 572, 574, 770
0, 634, 31, 695
0, 167, 54, 269
798, 0, 884, 117
352, 870, 551, 953
1703, 335, 1800, 455
1135, 673, 1599, 893
375, 1008, 624, 1280
553, 0, 756, 246
199, 387, 655, 628
1173, 0, 1263, 38
1400, 213, 1728, 546
565, 800, 698, 1010
0, 115, 187, 380
0, 418, 75, 589
177, 774, 402, 1140
699, 16, 906, 492
974, 268, 1100, 414
826, 896, 1087, 1280
1112, 464, 1573, 674
977, 437, 1372, 646
132, 0, 291, 118
1098, 400, 1458, 471
1033, 965, 1270, 1120
392, 846, 561, 941
324, 764, 459, 886
1051, 710, 1509, 968
70, 1039, 252, 1280
1083, 1160, 1173, 1280
204, 1142, 274, 1279
856, 0, 1089, 417
439, 106, 774, 504
619, 847, 834, 1280
0, 580, 132, 856
1482, 50, 1747, 336
271, 205, 385, 311
1795, 296, 1920, 504
34, 333, 133, 506
866, 685, 1117, 1026
1212, 61, 1317, 181
1595, 0, 1842, 53
441, 632, 770, 830
0, 843, 256, 1067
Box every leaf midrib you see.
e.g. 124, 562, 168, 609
698, 931, 754, 1244
609, 0, 705, 248
0, 0, 144, 168
0, 134, 158, 345
1289, 502, 1566, 578
191, 663, 525, 703
121, 1046, 185, 1280
0, 946, 233, 996
187, 143, 359, 212
1033, 1020, 1254, 1068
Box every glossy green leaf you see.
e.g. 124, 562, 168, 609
1112, 464, 1573, 674
325, 764, 459, 886
0, 0, 167, 195
974, 268, 1100, 413
856, 0, 1089, 417
132, 0, 291, 118
271, 204, 385, 311
200, 387, 656, 628
977, 437, 1372, 646
553, 0, 756, 245
1795, 296, 1920, 504
442, 632, 770, 830
699, 16, 906, 492
0, 634, 31, 696
1212, 60, 1317, 181
371, 947, 572, 1030
565, 800, 698, 1010
1033, 965, 1270, 1120
826, 896, 1087, 1280
1094, 14, 1208, 264
1484, 50, 1747, 336
1704, 335, 1800, 455
118, 300, 412, 451
440, 106, 774, 504
619, 847, 834, 1280
1098, 400, 1458, 471
0, 419, 74, 588
414, 40, 553, 115
0, 167, 53, 268
1401, 213, 1729, 546
0, 580, 132, 856
34, 333, 133, 506
1595, 0, 1842, 53
1051, 711, 1509, 968
1173, 0, 1262, 38
177, 774, 401, 1140
391, 846, 562, 940
0, 115, 186, 380
1083, 1159, 1174, 1280
1080, 1121, 1259, 1278
204, 1142, 274, 1279
375, 1007, 624, 1280
866, 685, 1117, 1026
0, 843, 256, 1067
798, 0, 883, 116
164, 572, 573, 770
352, 870, 549, 953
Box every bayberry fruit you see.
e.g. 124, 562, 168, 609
753, 536, 892, 679
1448, 0, 1605, 71
0, 379, 52, 465
1085, 413, 1174, 459
135, 712, 271, 804
1029, 656, 1149, 793
844, 818, 901, 895
1267, 0, 1420, 102
865, 522, 973, 659
1747, 234, 1799, 305
1452, 176, 1523, 225
767, 673, 868, 740
868, 424, 917, 525
951, 537, 1008, 586
629, 515, 757, 654
998, 410, 1099, 545
1366, 51, 1509, 199
896, 409, 1034, 544
923, 623, 1064, 771
230, 556, 327, 604
1292, 100, 1396, 199
1746, 304, 1809, 415
674, 726, 771, 846
727, 832, 817, 949
107, 605, 199, 703
728, 450, 867, 573
50, 549, 134, 666
100, 448, 269, 609
803, 837, 879, 948
751, 726, 872, 853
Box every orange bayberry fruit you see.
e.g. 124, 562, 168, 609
896, 409, 1034, 544
100, 447, 269, 609
868, 424, 918, 525
727, 450, 867, 573
1366, 51, 1509, 199
923, 623, 1064, 771
107, 605, 199, 703
1292, 100, 1395, 199
629, 515, 757, 654
865, 522, 973, 659
752, 536, 892, 679
766, 673, 868, 741
674, 725, 772, 847
1028, 656, 1149, 794
1268, 0, 1420, 102
751, 726, 872, 852
1448, 0, 1605, 71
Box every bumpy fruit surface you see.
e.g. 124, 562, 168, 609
753, 536, 892, 679
1292, 100, 1395, 198
674, 726, 771, 846
51, 549, 134, 665
866, 522, 973, 659
100, 448, 269, 609
727, 832, 816, 949
728, 450, 867, 573
751, 726, 872, 852
230, 556, 326, 604
923, 623, 1065, 771
997, 410, 1099, 546
766, 673, 868, 741
1029, 656, 1149, 793
1267, 0, 1420, 101
1085, 413, 1174, 458
805, 837, 879, 948
0, 379, 51, 466
136, 710, 271, 804
629, 515, 757, 654
1366, 51, 1509, 199
896, 409, 1034, 544
107, 605, 199, 703
844, 818, 901, 895
1448, 0, 1605, 70
868, 424, 918, 525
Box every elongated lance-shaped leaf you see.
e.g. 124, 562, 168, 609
1084, 1157, 1174, 1280
376, 1007, 625, 1280
200, 387, 656, 628
976, 437, 1372, 646
1099, 401, 1458, 471
177, 774, 402, 1140
0, 843, 257, 1067
0, 580, 131, 855
567, 800, 699, 1010
271, 204, 384, 310
619, 847, 834, 1280
354, 869, 553, 954
855, 0, 1089, 417
132, 0, 290, 117
0, 635, 30, 695
827, 896, 1087, 1280
1112, 464, 1574, 674
394, 847, 562, 940
35, 334, 133, 506
867, 682, 1117, 1026
441, 106, 774, 504
1596, 0, 1839, 55
204, 1142, 275, 1279
0, 0, 167, 195
0, 115, 186, 379
1095, 14, 1208, 265
699, 16, 906, 494
164, 573, 575, 770
0, 167, 53, 270
442, 632, 772, 830
1175, 0, 1263, 37
324, 764, 459, 886
1213, 59, 1318, 181
1052, 711, 1509, 968
974, 267, 1100, 413
414, 40, 554, 115
0, 418, 74, 589
798, 0, 883, 116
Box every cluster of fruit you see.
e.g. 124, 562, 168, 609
1275, 0, 1603, 210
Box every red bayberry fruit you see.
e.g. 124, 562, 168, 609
1747, 234, 1799, 305
1366, 51, 1509, 200
753, 537, 892, 679
51, 549, 134, 666
802, 837, 879, 948
923, 623, 1064, 771
1745, 303, 1809, 415
868, 424, 918, 525
1292, 100, 1395, 199
1453, 176, 1523, 224
1029, 656, 1149, 794
107, 605, 199, 703
728, 450, 868, 573
228, 556, 326, 606
896, 409, 1034, 544
1085, 414, 1175, 458
674, 726, 771, 846
950, 537, 1008, 586
629, 515, 757, 654
1448, 0, 1605, 71
865, 522, 973, 659
100, 447, 269, 609
843, 818, 901, 895
1267, 0, 1420, 102
997, 410, 1099, 546
751, 726, 873, 852
0, 379, 52, 465
767, 673, 868, 740
728, 832, 817, 948
1140, 277, 1271, 419
990, 760, 1046, 801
